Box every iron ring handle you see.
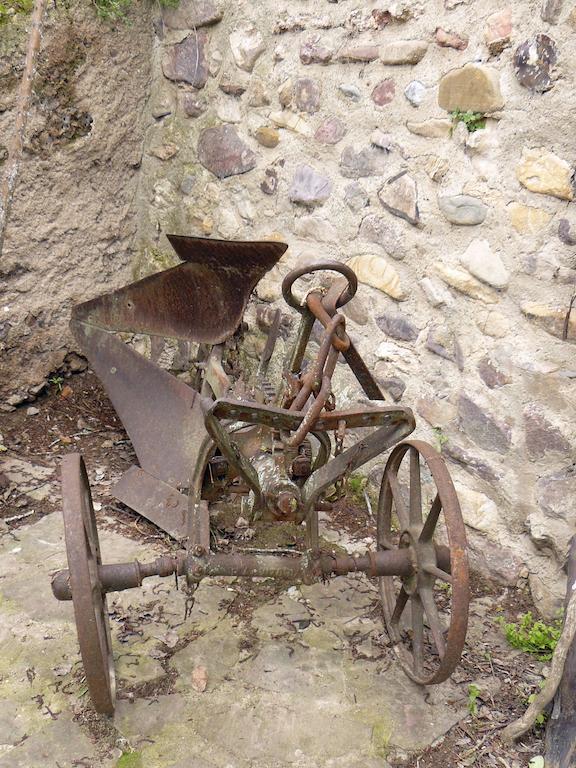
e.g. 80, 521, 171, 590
281, 262, 358, 313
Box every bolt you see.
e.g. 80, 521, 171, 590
192, 564, 204, 577
193, 545, 205, 557
276, 491, 298, 518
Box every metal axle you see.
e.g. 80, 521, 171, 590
51, 545, 451, 601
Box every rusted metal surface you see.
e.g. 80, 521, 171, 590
73, 235, 288, 344
55, 244, 472, 715
377, 439, 469, 685
112, 466, 188, 541
58, 454, 115, 715
72, 321, 208, 489
53, 544, 452, 597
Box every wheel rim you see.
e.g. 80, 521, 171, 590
377, 440, 469, 685
61, 453, 116, 714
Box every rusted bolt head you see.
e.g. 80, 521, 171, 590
192, 564, 204, 577
193, 545, 205, 557
276, 491, 298, 517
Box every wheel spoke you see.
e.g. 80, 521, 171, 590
387, 473, 409, 530
391, 586, 410, 626
420, 588, 446, 657
409, 448, 422, 526
411, 595, 424, 677
422, 563, 452, 584
419, 493, 442, 542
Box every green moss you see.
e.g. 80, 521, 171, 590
0, 0, 33, 26
94, 0, 178, 21
116, 752, 143, 768
371, 720, 391, 758
134, 245, 178, 280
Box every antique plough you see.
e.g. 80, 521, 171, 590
51, 236, 469, 715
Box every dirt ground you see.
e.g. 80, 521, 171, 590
0, 369, 550, 767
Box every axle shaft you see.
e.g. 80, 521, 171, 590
51, 545, 451, 601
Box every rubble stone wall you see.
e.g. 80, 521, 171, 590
138, 0, 576, 614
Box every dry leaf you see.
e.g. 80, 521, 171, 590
60, 384, 73, 399
192, 665, 208, 692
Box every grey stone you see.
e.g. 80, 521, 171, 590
442, 441, 500, 483
559, 218, 576, 245
370, 130, 394, 151
467, 533, 523, 586
460, 239, 509, 289
162, 32, 209, 88
426, 325, 464, 370
315, 116, 347, 144
289, 164, 332, 206
523, 405, 570, 459
378, 172, 419, 225
404, 80, 426, 107
294, 77, 321, 114
371, 78, 396, 106
151, 99, 172, 119
533, 467, 576, 558
358, 214, 403, 258
180, 92, 206, 117
541, 0, 564, 23
260, 167, 278, 195
514, 34, 557, 93
300, 36, 333, 64
161, 0, 222, 30
378, 375, 406, 402
537, 466, 576, 522
477, 355, 511, 388
376, 311, 418, 341
344, 182, 369, 211
458, 395, 512, 454
340, 146, 389, 179
219, 69, 249, 96
294, 215, 337, 243
229, 25, 265, 72
338, 83, 362, 101
419, 276, 452, 306
438, 195, 488, 226
180, 175, 197, 195
342, 295, 369, 325
197, 125, 256, 178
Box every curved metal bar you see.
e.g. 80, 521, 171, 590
282, 262, 358, 313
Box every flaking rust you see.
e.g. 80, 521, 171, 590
52, 235, 471, 715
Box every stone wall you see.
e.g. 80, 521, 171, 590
138, 0, 576, 615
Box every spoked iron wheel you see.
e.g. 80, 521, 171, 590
61, 454, 116, 714
377, 440, 469, 685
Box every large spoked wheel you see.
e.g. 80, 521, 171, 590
377, 440, 469, 685
61, 454, 116, 714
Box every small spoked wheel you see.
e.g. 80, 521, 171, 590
61, 454, 116, 714
377, 440, 469, 685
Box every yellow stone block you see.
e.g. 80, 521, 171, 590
508, 202, 551, 234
